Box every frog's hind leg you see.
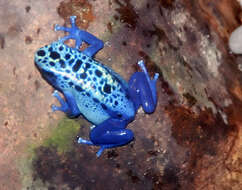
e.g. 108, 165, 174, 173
78, 118, 133, 157
55, 16, 104, 57
51, 90, 81, 118
128, 60, 159, 113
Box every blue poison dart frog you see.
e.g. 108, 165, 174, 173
35, 16, 159, 157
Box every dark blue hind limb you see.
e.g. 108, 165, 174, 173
128, 60, 159, 113
78, 118, 133, 157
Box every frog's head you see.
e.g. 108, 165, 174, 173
34, 42, 68, 88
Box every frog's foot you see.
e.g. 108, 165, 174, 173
128, 60, 159, 113
51, 90, 80, 118
51, 90, 69, 112
55, 16, 81, 47
55, 16, 104, 57
78, 118, 133, 157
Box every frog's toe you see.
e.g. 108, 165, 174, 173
138, 60, 145, 67
52, 90, 65, 104
54, 24, 71, 33
77, 137, 94, 145
52, 90, 60, 97
96, 145, 114, 157
90, 125, 96, 130
153, 73, 159, 81
150, 73, 159, 94
96, 146, 106, 157
51, 104, 59, 112
54, 24, 61, 31
51, 103, 69, 113
70, 15, 77, 26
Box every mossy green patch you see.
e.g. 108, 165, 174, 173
18, 118, 83, 189
42, 118, 80, 153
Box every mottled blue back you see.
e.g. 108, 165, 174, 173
35, 41, 135, 124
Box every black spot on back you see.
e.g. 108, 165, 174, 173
50, 51, 60, 60
63, 76, 68, 80
75, 85, 84, 92
95, 70, 102, 77
103, 84, 111, 94
93, 98, 100, 103
72, 59, 83, 72
59, 46, 64, 51
59, 59, 66, 68
68, 81, 73, 86
101, 103, 107, 110
114, 101, 118, 106
65, 54, 71, 60
49, 61, 55, 66
69, 59, 74, 66
79, 73, 87, 79
37, 50, 45, 57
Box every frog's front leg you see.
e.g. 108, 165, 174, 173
78, 118, 134, 157
52, 90, 81, 118
55, 16, 104, 57
128, 60, 159, 113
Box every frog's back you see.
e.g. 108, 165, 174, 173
35, 42, 135, 124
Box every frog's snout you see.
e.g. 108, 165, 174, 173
35, 47, 48, 69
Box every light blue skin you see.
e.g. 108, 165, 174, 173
35, 16, 159, 157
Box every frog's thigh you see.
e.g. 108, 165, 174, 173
90, 119, 133, 145
128, 72, 155, 113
